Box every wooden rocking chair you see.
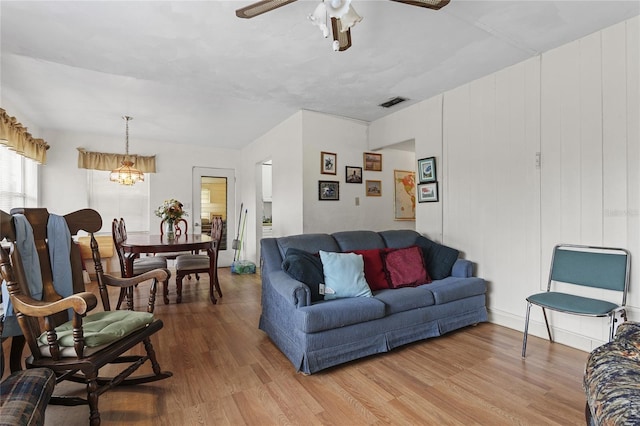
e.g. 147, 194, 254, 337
0, 208, 172, 425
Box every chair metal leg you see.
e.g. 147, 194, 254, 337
542, 307, 553, 342
522, 302, 532, 358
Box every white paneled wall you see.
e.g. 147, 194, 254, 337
444, 58, 542, 327
368, 16, 639, 353
539, 18, 639, 348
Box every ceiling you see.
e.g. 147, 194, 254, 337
1, 1, 638, 151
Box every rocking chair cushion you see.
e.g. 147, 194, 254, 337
37, 311, 154, 355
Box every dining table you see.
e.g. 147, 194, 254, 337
120, 233, 216, 303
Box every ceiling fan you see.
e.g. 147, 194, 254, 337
236, 0, 450, 52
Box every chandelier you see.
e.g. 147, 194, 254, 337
109, 116, 144, 185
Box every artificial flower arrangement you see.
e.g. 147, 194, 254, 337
154, 199, 188, 223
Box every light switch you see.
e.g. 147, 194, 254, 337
355, 197, 360, 206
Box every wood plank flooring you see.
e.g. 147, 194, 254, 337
2, 268, 590, 425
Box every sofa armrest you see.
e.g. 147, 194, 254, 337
267, 270, 311, 308
451, 259, 473, 278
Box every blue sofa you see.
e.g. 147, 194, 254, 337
259, 229, 488, 374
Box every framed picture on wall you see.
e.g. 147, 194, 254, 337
363, 152, 382, 171
418, 182, 438, 203
366, 180, 382, 196
319, 180, 339, 200
394, 170, 416, 221
345, 166, 362, 183
417, 157, 436, 183
321, 151, 337, 175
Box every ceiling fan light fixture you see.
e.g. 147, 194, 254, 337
308, 3, 329, 38
110, 116, 145, 186
339, 5, 362, 32
325, 0, 352, 18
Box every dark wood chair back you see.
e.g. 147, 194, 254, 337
160, 218, 188, 237
211, 215, 224, 253
1, 208, 105, 330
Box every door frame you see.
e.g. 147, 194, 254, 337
192, 167, 235, 268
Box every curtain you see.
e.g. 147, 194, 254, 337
77, 148, 156, 172
0, 108, 49, 164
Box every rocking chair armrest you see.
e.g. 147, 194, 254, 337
102, 268, 171, 289
10, 291, 98, 317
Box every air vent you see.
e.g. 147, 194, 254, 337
379, 96, 408, 108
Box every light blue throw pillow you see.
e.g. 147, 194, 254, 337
319, 251, 372, 300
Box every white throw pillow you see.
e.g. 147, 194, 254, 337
319, 251, 372, 300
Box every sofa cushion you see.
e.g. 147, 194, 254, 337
422, 276, 486, 304
379, 229, 421, 249
381, 246, 431, 288
277, 233, 340, 260
332, 230, 386, 252
282, 248, 324, 302
294, 297, 386, 333
415, 236, 460, 280
351, 248, 390, 291
319, 251, 372, 300
374, 287, 435, 314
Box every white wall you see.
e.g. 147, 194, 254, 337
301, 110, 415, 234
239, 111, 305, 264
367, 16, 640, 353
370, 96, 444, 241
39, 129, 239, 233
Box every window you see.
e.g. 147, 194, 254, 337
87, 170, 149, 233
0, 145, 39, 212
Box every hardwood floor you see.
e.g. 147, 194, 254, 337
2, 268, 590, 425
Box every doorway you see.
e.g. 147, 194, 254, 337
255, 159, 272, 263
192, 167, 235, 267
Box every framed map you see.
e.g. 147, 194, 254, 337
394, 170, 416, 220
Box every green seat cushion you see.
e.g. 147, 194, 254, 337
528, 292, 619, 315
38, 310, 154, 348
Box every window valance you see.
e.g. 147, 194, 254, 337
77, 148, 156, 173
0, 108, 49, 164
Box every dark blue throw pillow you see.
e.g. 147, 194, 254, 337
414, 236, 459, 280
281, 248, 324, 302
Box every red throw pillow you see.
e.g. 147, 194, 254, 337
351, 249, 390, 291
381, 246, 432, 288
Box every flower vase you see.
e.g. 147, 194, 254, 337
166, 220, 175, 240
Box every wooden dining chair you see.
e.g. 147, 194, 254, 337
160, 217, 188, 238
174, 216, 224, 303
0, 208, 172, 426
156, 218, 194, 262
112, 218, 169, 309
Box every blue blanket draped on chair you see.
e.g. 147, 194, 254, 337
1, 214, 72, 337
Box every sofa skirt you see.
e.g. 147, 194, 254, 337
260, 295, 488, 374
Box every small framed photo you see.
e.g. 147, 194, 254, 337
319, 180, 339, 200
417, 157, 436, 183
321, 151, 337, 175
345, 166, 362, 183
366, 180, 382, 196
364, 152, 382, 171
418, 182, 439, 203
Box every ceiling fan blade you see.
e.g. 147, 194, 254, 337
236, 0, 298, 19
388, 0, 450, 10
331, 18, 352, 52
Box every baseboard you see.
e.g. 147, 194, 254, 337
488, 308, 600, 353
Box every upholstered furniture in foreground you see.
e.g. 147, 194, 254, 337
259, 229, 487, 374
1, 314, 55, 426
584, 321, 640, 425
0, 366, 55, 426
